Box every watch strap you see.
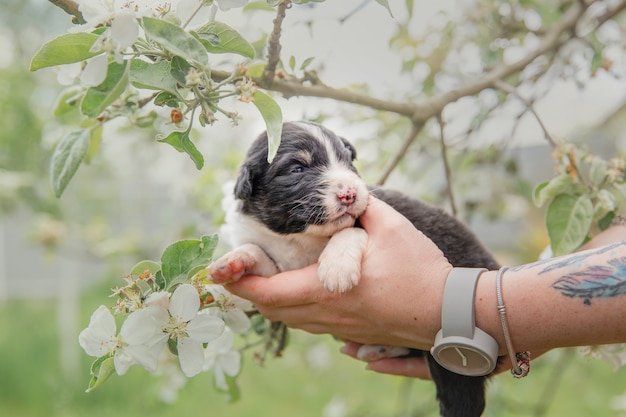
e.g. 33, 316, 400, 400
441, 268, 485, 338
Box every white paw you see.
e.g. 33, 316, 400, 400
356, 344, 412, 362
317, 227, 368, 292
317, 256, 361, 293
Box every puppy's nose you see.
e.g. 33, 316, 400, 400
337, 187, 356, 206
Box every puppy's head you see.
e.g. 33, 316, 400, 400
234, 121, 369, 236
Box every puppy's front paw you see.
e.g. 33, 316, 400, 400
207, 249, 257, 284
317, 227, 367, 292
356, 344, 411, 362
317, 257, 360, 293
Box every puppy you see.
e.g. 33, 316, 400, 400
208, 121, 500, 417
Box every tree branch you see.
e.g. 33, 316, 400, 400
263, 1, 291, 87
376, 122, 423, 186
214, 0, 606, 126
48, 0, 85, 24
437, 114, 458, 216
494, 80, 558, 148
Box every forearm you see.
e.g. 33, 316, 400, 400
474, 238, 626, 355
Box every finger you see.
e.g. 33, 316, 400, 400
225, 264, 328, 308
360, 196, 404, 232
340, 341, 362, 358
365, 357, 432, 380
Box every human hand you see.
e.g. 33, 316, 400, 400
340, 341, 547, 379
226, 196, 454, 350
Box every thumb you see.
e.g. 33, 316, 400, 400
360, 196, 412, 234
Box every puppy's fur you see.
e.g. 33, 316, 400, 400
208, 121, 499, 417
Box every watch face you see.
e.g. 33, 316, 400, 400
433, 345, 495, 376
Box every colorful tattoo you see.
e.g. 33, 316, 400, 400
552, 257, 626, 305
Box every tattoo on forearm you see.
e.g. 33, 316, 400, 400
551, 257, 626, 305
539, 241, 625, 275
510, 241, 626, 305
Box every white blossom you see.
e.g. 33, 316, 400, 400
78, 305, 168, 375
205, 284, 253, 333
163, 284, 225, 377
203, 328, 241, 390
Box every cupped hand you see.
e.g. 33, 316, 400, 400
226, 196, 453, 351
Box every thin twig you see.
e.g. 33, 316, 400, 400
263, 1, 291, 87
493, 80, 558, 148
437, 114, 458, 216
48, 0, 85, 24
376, 122, 423, 186
182, 0, 208, 29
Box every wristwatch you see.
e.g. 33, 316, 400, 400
431, 267, 499, 376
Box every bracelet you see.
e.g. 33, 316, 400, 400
496, 266, 530, 378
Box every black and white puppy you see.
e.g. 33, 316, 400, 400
208, 121, 500, 417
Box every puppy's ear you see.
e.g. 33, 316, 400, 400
341, 137, 357, 161
234, 165, 254, 200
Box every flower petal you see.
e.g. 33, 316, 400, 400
114, 349, 136, 375
120, 306, 168, 345
177, 337, 205, 377
219, 350, 241, 377
80, 54, 108, 87
205, 326, 234, 353
187, 312, 224, 343
110, 10, 138, 48
145, 291, 170, 310
169, 284, 200, 322
78, 305, 117, 357
223, 309, 251, 334
123, 344, 159, 373
213, 363, 228, 391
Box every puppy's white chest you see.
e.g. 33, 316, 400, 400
221, 199, 328, 271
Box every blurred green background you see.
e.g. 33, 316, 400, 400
1, 1, 626, 416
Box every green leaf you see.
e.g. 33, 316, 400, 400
532, 174, 573, 207
30, 32, 102, 71
219, 374, 241, 403
142, 17, 208, 66
53, 86, 83, 119
129, 59, 181, 97
374, 0, 394, 17
201, 234, 219, 258
160, 235, 216, 289
84, 124, 102, 164
154, 91, 180, 107
288, 56, 296, 71
86, 355, 115, 392
80, 61, 129, 118
195, 21, 255, 59
243, 2, 274, 12
300, 57, 314, 70
251, 90, 282, 163
169, 56, 192, 85
50, 129, 90, 197
130, 260, 162, 276
156, 130, 205, 170
547, 194, 593, 256
405, 0, 414, 18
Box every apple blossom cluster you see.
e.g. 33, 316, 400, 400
30, 0, 283, 198
79, 278, 255, 393
75, 234, 277, 398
